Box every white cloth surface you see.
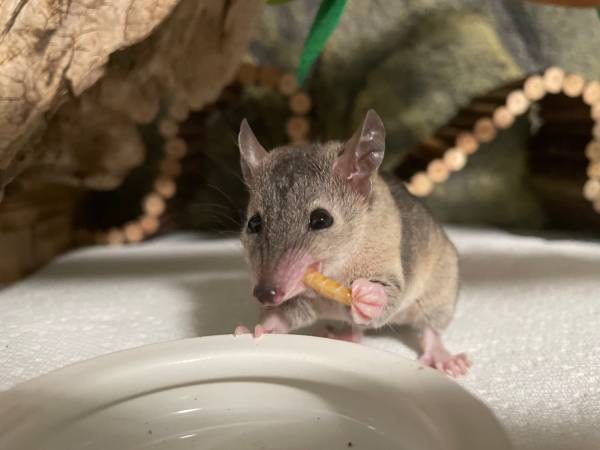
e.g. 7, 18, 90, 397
1, 227, 599, 450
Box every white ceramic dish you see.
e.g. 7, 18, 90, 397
0, 334, 511, 450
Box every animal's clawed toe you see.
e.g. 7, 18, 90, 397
419, 351, 471, 378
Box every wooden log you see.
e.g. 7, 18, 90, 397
286, 117, 310, 140
278, 73, 298, 96
443, 148, 467, 171
543, 67, 565, 94
492, 106, 515, 129
583, 81, 600, 105
583, 179, 600, 201
473, 117, 497, 142
143, 193, 166, 217
563, 74, 586, 97
407, 172, 434, 197
236, 62, 258, 85
506, 90, 530, 115
165, 138, 188, 159
523, 75, 546, 101
289, 92, 312, 115
427, 159, 450, 183
159, 118, 179, 138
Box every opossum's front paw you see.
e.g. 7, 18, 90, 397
234, 312, 290, 339
350, 279, 388, 326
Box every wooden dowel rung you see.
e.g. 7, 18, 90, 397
563, 74, 586, 97
543, 66, 565, 94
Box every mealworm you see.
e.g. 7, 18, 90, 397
302, 269, 352, 306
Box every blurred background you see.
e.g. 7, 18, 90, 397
1, 0, 600, 283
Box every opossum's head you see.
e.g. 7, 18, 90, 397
238, 110, 386, 306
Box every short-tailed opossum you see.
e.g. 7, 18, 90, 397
235, 109, 469, 377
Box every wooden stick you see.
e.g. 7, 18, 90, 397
427, 159, 450, 183
583, 179, 600, 201
303, 269, 351, 306
407, 172, 434, 197
493, 106, 515, 129
289, 92, 312, 115
563, 74, 586, 97
444, 148, 467, 171
523, 75, 546, 101
506, 90, 530, 115
473, 117, 497, 142
543, 67, 565, 94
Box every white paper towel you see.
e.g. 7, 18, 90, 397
1, 227, 599, 450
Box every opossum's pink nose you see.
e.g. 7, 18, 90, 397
253, 284, 283, 306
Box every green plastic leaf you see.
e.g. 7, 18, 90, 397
297, 0, 348, 85
266, 0, 294, 5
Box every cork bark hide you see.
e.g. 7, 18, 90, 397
0, 0, 262, 197
0, 0, 262, 283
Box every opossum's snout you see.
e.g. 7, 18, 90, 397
252, 251, 317, 307
252, 284, 283, 306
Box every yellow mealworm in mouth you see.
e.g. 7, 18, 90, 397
302, 269, 352, 306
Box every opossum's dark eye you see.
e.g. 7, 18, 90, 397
309, 208, 333, 230
247, 214, 262, 234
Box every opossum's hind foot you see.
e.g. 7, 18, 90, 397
418, 327, 471, 378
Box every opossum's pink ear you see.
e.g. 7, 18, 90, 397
333, 109, 385, 197
238, 119, 268, 183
